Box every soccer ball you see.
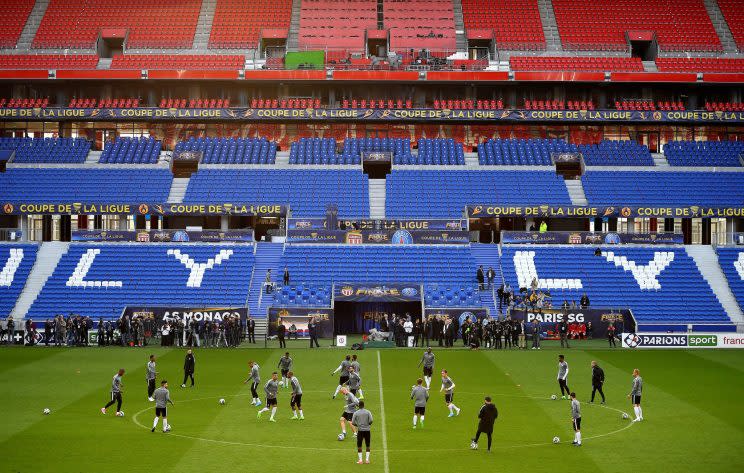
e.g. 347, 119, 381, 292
550, 395, 557, 400
470, 441, 478, 450
219, 398, 226, 405
337, 433, 345, 441
622, 413, 630, 419
552, 437, 560, 444
279, 381, 284, 387
116, 411, 125, 417
165, 425, 172, 432
43, 408, 50, 415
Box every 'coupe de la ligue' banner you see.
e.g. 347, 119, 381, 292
622, 332, 744, 349
468, 205, 744, 219
2, 202, 287, 216
286, 229, 470, 244
1, 107, 743, 123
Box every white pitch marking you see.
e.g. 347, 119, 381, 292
377, 350, 390, 473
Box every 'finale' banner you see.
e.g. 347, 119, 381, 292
501, 231, 683, 245
288, 218, 466, 231
123, 306, 248, 324
334, 283, 423, 302
510, 307, 635, 339
268, 307, 334, 339
2, 202, 286, 216
1, 107, 743, 123
72, 229, 254, 243
286, 229, 469, 244
468, 205, 744, 219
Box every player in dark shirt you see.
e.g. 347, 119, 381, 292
471, 396, 498, 451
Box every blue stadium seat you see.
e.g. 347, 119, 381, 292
99, 137, 161, 164
0, 244, 38, 317
0, 137, 90, 164
579, 140, 653, 166
26, 244, 255, 320
478, 138, 575, 166
664, 140, 744, 167
716, 248, 744, 310
175, 137, 276, 165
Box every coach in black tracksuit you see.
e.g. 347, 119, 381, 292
590, 361, 605, 403
472, 396, 498, 451
182, 349, 195, 387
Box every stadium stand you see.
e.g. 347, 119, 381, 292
0, 168, 172, 202
510, 56, 644, 72
0, 0, 36, 49
434, 99, 477, 110
25, 244, 255, 319
33, 0, 202, 49
110, 55, 244, 70
298, 0, 377, 52
656, 57, 744, 72
343, 137, 409, 165
705, 101, 744, 112
461, 0, 545, 50
663, 141, 744, 167
410, 139, 465, 165
183, 169, 370, 217
158, 98, 230, 109
290, 138, 346, 165
0, 137, 90, 164
68, 98, 140, 108
386, 0, 457, 50
478, 138, 577, 166
0, 54, 98, 70
717, 0, 744, 51
277, 245, 477, 306
0, 98, 49, 108
175, 137, 276, 164
715, 247, 744, 313
99, 137, 161, 164
209, 0, 292, 49
0, 244, 38, 318
341, 99, 411, 109
501, 246, 727, 322
252, 98, 321, 109
582, 171, 744, 206
386, 170, 572, 218
579, 140, 654, 166
551, 0, 722, 51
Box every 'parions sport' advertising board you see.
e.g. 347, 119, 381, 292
621, 333, 744, 348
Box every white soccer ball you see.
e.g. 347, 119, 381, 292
43, 408, 50, 415
622, 413, 629, 419
219, 398, 226, 405
279, 381, 284, 387
470, 441, 478, 450
552, 436, 560, 444
550, 395, 557, 400
337, 433, 345, 441
116, 411, 125, 417
165, 425, 172, 432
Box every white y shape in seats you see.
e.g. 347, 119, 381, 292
602, 251, 674, 290
167, 249, 234, 288
513, 250, 583, 290
0, 248, 24, 287
66, 248, 123, 288
734, 253, 744, 280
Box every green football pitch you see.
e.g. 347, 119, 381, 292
2, 341, 743, 473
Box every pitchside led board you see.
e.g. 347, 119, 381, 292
621, 332, 744, 349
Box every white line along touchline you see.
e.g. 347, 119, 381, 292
376, 350, 390, 473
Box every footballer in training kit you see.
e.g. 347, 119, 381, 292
332, 355, 353, 398
146, 355, 157, 402
278, 352, 293, 389
288, 371, 304, 420
346, 365, 362, 398
351, 354, 364, 399
257, 372, 279, 422
101, 368, 125, 416
628, 369, 644, 422
151, 380, 174, 433
244, 361, 261, 406
411, 378, 429, 429
352, 400, 373, 464
339, 386, 360, 440
557, 355, 571, 399
570, 392, 582, 446
418, 348, 435, 389
440, 370, 461, 417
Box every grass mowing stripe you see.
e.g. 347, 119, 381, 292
377, 350, 390, 473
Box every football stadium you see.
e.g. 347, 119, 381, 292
1, 0, 744, 471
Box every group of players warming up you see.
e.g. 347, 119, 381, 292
99, 347, 644, 461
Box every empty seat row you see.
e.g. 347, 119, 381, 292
0, 137, 90, 164
175, 137, 276, 164
663, 140, 744, 167
99, 137, 161, 164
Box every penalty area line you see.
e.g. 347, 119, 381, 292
377, 350, 390, 473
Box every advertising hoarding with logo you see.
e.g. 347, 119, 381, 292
267, 307, 335, 338
333, 283, 423, 302
621, 332, 744, 348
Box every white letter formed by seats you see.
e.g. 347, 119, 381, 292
734, 253, 744, 280
513, 250, 583, 290
0, 248, 24, 287
602, 251, 674, 290
167, 249, 234, 288
66, 249, 123, 288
